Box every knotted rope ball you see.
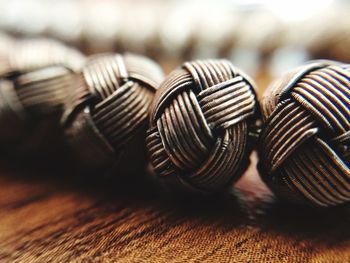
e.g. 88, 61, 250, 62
0, 65, 78, 152
0, 38, 85, 125
0, 38, 85, 77
63, 53, 164, 169
259, 60, 350, 207
0, 38, 83, 154
146, 60, 259, 193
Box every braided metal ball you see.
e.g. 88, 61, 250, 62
0, 38, 84, 154
0, 66, 78, 151
0, 38, 85, 77
62, 53, 164, 169
259, 60, 350, 207
146, 60, 259, 193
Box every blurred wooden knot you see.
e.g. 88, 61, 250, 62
259, 60, 350, 207
1, 38, 85, 78
0, 38, 84, 120
62, 53, 164, 169
146, 59, 259, 193
0, 65, 78, 153
0, 38, 86, 156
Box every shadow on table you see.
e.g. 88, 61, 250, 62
0, 149, 349, 246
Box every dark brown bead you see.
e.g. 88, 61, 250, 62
0, 38, 84, 156
0, 65, 79, 154
146, 59, 260, 193
258, 60, 350, 207
62, 53, 164, 170
0, 38, 85, 78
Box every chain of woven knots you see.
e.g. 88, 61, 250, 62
147, 60, 258, 192
65, 53, 163, 151
259, 61, 350, 206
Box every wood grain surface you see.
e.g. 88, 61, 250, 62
0, 152, 349, 263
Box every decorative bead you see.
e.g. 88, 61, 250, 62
62, 53, 164, 169
0, 38, 84, 154
146, 59, 259, 193
1, 38, 85, 78
0, 65, 78, 152
259, 60, 350, 207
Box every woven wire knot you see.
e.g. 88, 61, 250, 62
14, 66, 78, 116
0, 38, 85, 119
1, 38, 85, 78
0, 37, 86, 156
147, 60, 259, 193
0, 67, 78, 154
63, 53, 163, 167
259, 60, 350, 207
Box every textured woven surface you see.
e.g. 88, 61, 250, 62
63, 53, 163, 169
147, 60, 259, 193
0, 68, 78, 157
259, 60, 350, 207
0, 153, 349, 262
0, 38, 85, 157
3, 38, 85, 76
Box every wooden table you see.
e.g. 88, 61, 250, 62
0, 152, 349, 262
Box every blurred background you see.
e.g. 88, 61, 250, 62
0, 0, 350, 91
